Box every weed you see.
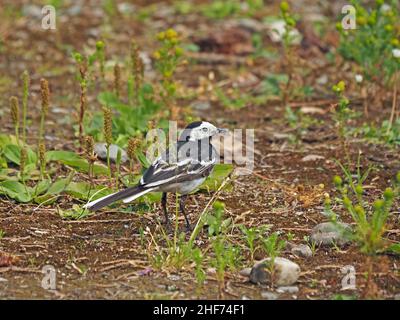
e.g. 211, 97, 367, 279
0, 229, 5, 239
95, 40, 106, 81
326, 164, 400, 255
113, 63, 121, 99
9, 96, 19, 143
103, 106, 113, 178
21, 71, 29, 144
39, 78, 50, 145
154, 29, 184, 120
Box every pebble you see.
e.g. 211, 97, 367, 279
239, 267, 252, 277
191, 100, 211, 111
261, 291, 279, 300
290, 243, 313, 258
249, 257, 301, 286
394, 293, 400, 300
94, 143, 128, 163
310, 222, 351, 247
276, 286, 299, 294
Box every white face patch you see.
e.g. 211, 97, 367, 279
188, 122, 218, 141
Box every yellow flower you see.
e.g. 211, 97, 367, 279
391, 38, 399, 46
165, 28, 178, 40
385, 24, 394, 32
356, 16, 367, 26
337, 81, 345, 91
280, 1, 290, 12
157, 31, 165, 41
153, 51, 161, 60
175, 47, 184, 57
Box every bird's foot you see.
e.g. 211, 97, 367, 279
185, 222, 193, 232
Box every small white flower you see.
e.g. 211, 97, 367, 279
380, 4, 391, 13
393, 49, 400, 58
355, 74, 363, 83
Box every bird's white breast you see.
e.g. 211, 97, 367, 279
158, 177, 207, 194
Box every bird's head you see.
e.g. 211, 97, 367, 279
179, 121, 228, 141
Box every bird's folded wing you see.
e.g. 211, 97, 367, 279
141, 158, 214, 188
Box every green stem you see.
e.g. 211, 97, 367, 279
106, 144, 111, 179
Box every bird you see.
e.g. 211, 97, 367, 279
83, 121, 228, 230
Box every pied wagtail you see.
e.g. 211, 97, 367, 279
84, 121, 227, 230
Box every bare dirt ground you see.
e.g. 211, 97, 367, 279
0, 0, 399, 299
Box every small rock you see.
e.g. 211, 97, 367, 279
237, 18, 265, 33
249, 257, 301, 286
316, 74, 328, 85
394, 293, 400, 300
239, 267, 252, 277
301, 154, 325, 162
191, 100, 211, 111
167, 274, 181, 281
261, 291, 279, 300
66, 5, 82, 16
0, 277, 8, 282
276, 286, 299, 294
241, 295, 251, 300
266, 20, 302, 44
22, 4, 42, 18
290, 244, 313, 258
310, 222, 351, 247
94, 143, 128, 163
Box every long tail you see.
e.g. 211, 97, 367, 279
83, 185, 154, 211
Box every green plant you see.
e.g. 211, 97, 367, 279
284, 106, 320, 144
153, 29, 184, 120
239, 225, 271, 263
113, 63, 121, 99
73, 53, 88, 148
356, 118, 400, 146
129, 40, 144, 108
326, 166, 400, 255
103, 106, 113, 178
337, 0, 399, 86
10, 96, 19, 143
201, 1, 241, 19
39, 78, 50, 145
96, 40, 106, 81
21, 70, 29, 144
38, 142, 46, 180
192, 248, 206, 293
280, 1, 298, 107
208, 201, 241, 297
84, 136, 96, 184
262, 232, 286, 263
331, 81, 356, 158
0, 229, 5, 239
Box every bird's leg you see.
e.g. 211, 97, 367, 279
179, 195, 191, 231
161, 192, 170, 226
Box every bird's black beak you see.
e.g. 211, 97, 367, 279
217, 128, 229, 135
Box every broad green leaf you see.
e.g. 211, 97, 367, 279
34, 173, 74, 204
199, 164, 233, 191
3, 144, 20, 164
46, 150, 82, 162
65, 182, 113, 200
3, 144, 37, 166
33, 179, 51, 197
0, 180, 32, 202
46, 150, 108, 175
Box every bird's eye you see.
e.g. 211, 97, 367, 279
202, 127, 208, 132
